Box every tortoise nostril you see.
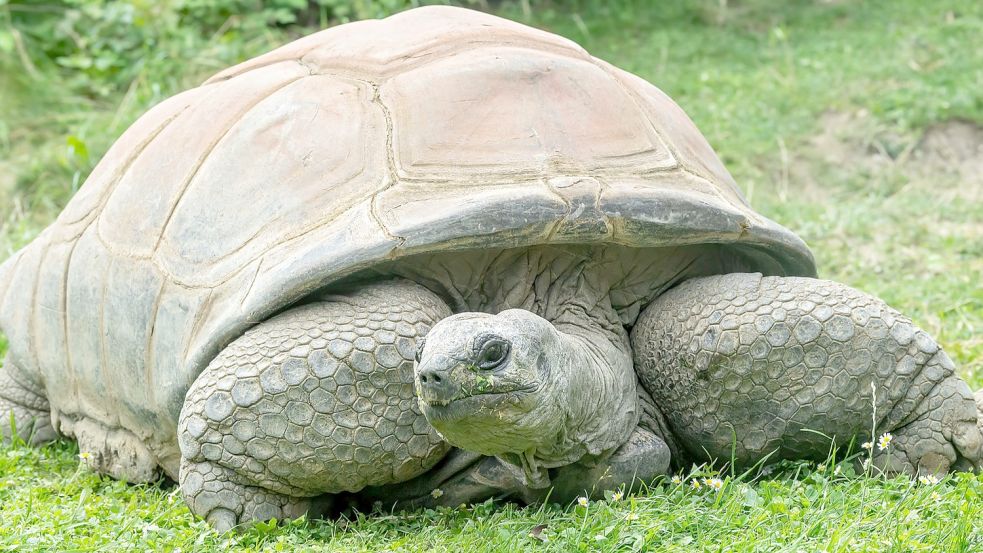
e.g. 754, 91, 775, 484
418, 366, 451, 392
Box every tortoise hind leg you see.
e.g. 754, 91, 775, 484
1, 355, 161, 481
0, 355, 56, 445
631, 273, 982, 475
872, 368, 981, 474
178, 279, 451, 531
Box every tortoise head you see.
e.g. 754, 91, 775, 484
414, 310, 571, 457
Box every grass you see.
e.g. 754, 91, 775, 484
1, 441, 981, 552
1, 0, 982, 551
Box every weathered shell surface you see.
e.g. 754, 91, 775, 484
0, 6, 814, 470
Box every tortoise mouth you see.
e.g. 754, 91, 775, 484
419, 387, 534, 424
422, 389, 508, 408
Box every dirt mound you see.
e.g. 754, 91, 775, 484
917, 120, 983, 162
793, 111, 983, 201
913, 120, 983, 194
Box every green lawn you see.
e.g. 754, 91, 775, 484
1, 0, 982, 551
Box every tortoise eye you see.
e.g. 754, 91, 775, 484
415, 337, 426, 363
476, 338, 510, 370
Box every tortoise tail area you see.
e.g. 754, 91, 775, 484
0, 244, 43, 382
0, 248, 28, 366
0, 249, 56, 444
0, 252, 15, 314
977, 391, 983, 452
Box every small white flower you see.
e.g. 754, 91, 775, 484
78, 451, 92, 461
817, 463, 826, 472
930, 491, 942, 501
142, 523, 162, 537
705, 478, 724, 490
430, 488, 444, 499
690, 479, 702, 490
611, 491, 624, 501
861, 441, 874, 451
671, 475, 683, 485
878, 433, 893, 451
626, 512, 639, 521
577, 496, 589, 507
918, 475, 940, 486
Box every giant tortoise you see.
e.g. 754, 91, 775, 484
1, 6, 980, 531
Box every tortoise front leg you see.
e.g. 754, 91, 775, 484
631, 273, 982, 475
546, 420, 671, 501
357, 449, 521, 510
359, 418, 670, 510
178, 280, 451, 531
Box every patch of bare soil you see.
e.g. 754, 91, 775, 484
791, 111, 983, 202
912, 120, 983, 201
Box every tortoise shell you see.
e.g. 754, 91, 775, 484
0, 6, 814, 476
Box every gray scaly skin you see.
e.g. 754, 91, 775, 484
174, 264, 983, 530
178, 280, 451, 529
176, 254, 676, 530
631, 273, 983, 475
409, 274, 982, 492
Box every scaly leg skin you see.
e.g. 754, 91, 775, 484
632, 273, 982, 476
356, 448, 518, 510
546, 423, 671, 502
0, 355, 56, 445
361, 413, 671, 510
178, 280, 451, 531
359, 390, 672, 511
544, 387, 673, 501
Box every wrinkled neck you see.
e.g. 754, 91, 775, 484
549, 299, 639, 454
535, 253, 640, 460
378, 246, 644, 483
505, 266, 640, 487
